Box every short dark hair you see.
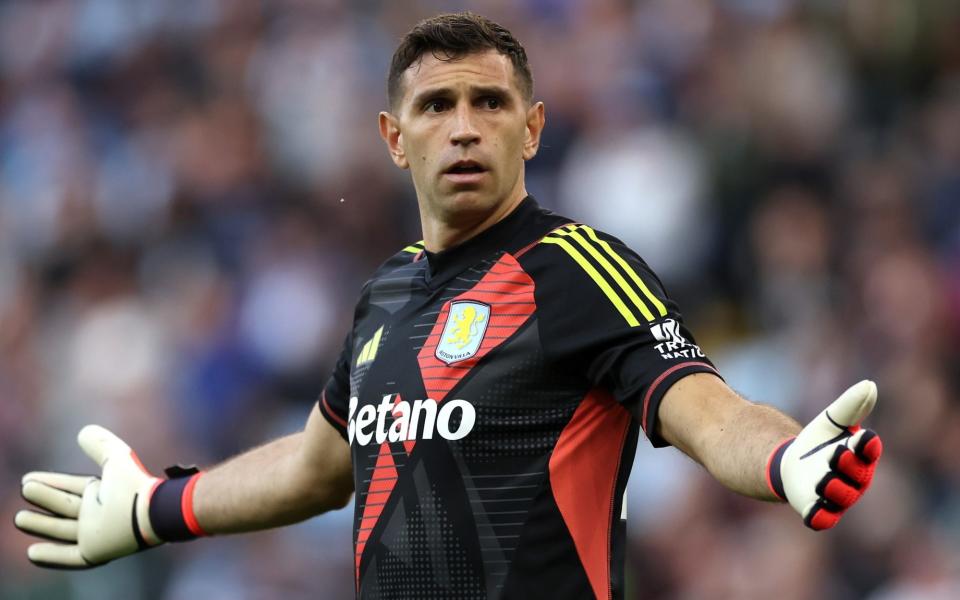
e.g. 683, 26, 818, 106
387, 12, 533, 110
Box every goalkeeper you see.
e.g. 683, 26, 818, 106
15, 12, 882, 599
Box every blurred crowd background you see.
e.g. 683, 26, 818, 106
1, 0, 958, 598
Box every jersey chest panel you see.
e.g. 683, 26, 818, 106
346, 252, 589, 598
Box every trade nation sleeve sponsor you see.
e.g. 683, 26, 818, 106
526, 223, 721, 447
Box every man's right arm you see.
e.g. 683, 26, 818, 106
192, 403, 353, 534
15, 404, 353, 568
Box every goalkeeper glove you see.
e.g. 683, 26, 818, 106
14, 425, 206, 568
767, 380, 883, 530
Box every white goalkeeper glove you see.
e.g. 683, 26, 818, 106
766, 380, 883, 530
14, 425, 190, 568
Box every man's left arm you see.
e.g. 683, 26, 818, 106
657, 373, 798, 500
657, 373, 883, 529
523, 226, 882, 529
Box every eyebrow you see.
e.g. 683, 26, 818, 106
410, 85, 513, 108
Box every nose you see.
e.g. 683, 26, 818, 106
449, 104, 480, 146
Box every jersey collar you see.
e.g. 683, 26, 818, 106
422, 195, 540, 287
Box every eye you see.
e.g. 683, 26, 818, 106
425, 99, 450, 113
483, 97, 501, 110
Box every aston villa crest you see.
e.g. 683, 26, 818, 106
435, 301, 490, 365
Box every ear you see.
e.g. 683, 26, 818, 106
522, 102, 545, 161
379, 111, 409, 169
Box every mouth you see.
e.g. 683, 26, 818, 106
443, 160, 488, 185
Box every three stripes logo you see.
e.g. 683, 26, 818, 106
542, 224, 667, 326
356, 325, 384, 367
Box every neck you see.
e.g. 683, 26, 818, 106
420, 186, 528, 253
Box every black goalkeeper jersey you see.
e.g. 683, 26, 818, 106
318, 197, 719, 599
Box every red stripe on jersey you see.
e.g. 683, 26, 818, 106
487, 264, 525, 275
549, 389, 631, 600
421, 380, 457, 392
355, 254, 536, 589
512, 237, 543, 258
640, 361, 717, 434
354, 443, 397, 585
322, 391, 348, 428
417, 252, 536, 402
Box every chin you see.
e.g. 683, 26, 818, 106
431, 190, 497, 223
444, 189, 495, 209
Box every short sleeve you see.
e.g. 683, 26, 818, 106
528, 224, 721, 447
317, 331, 353, 441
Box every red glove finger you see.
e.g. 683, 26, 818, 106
854, 430, 883, 463
817, 473, 862, 509
805, 500, 844, 531
831, 446, 876, 488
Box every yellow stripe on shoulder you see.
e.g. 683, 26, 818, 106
542, 233, 640, 327
402, 241, 425, 254
552, 227, 656, 322
580, 226, 668, 318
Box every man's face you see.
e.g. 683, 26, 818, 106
380, 50, 544, 228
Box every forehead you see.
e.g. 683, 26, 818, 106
399, 50, 519, 104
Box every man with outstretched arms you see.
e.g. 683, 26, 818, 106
16, 13, 883, 600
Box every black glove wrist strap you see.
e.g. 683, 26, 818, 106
766, 438, 794, 502
149, 466, 206, 542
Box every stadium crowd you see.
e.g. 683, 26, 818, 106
1, 0, 958, 598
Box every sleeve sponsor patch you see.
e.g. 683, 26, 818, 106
650, 318, 705, 360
